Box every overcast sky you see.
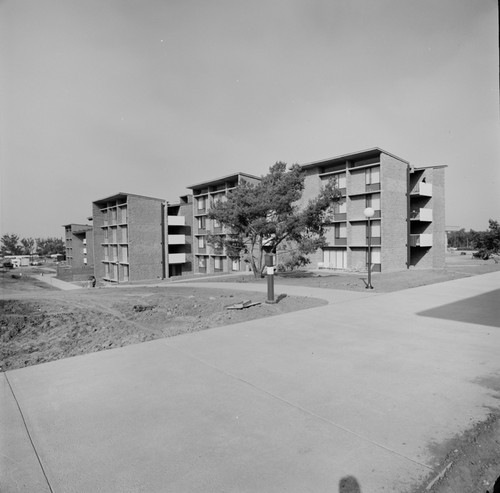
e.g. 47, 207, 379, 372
1, 0, 499, 239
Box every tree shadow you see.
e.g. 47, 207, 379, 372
339, 475, 362, 492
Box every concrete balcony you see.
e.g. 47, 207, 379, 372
410, 234, 433, 247
168, 216, 185, 226
410, 208, 433, 222
169, 253, 186, 264
168, 234, 186, 245
411, 182, 432, 197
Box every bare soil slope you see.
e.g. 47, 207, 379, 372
0, 285, 325, 371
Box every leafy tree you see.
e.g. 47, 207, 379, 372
472, 219, 500, 261
1, 234, 22, 255
35, 237, 65, 257
207, 162, 341, 277
20, 237, 36, 255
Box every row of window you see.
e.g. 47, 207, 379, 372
333, 221, 381, 239
322, 167, 381, 187
102, 226, 128, 243
196, 194, 227, 212
103, 263, 130, 282
101, 206, 127, 225
197, 216, 221, 229
323, 247, 381, 268
197, 256, 240, 271
103, 244, 128, 263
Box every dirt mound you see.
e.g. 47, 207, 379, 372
0, 286, 326, 371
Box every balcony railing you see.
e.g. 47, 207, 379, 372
168, 234, 186, 245
168, 216, 185, 226
411, 182, 432, 197
169, 253, 186, 264
409, 234, 433, 247
410, 208, 433, 222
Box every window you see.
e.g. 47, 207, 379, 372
367, 247, 381, 265
337, 173, 346, 189
371, 221, 381, 237
365, 167, 380, 185
198, 256, 206, 268
231, 258, 240, 271
323, 248, 346, 269
83, 258, 87, 265
214, 257, 222, 271
335, 199, 347, 214
366, 193, 381, 210
213, 218, 221, 229
197, 216, 206, 229
198, 236, 205, 248
104, 245, 109, 260
121, 245, 128, 263
335, 223, 347, 238
197, 197, 206, 210
121, 226, 128, 243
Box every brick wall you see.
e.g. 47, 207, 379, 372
92, 203, 106, 281
380, 154, 409, 271
431, 167, 446, 268
128, 196, 164, 281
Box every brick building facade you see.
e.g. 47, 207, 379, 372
92, 192, 193, 283
67, 148, 445, 282
300, 148, 446, 272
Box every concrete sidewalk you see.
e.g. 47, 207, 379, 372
30, 273, 82, 291
2, 272, 500, 492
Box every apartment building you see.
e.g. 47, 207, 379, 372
91, 192, 192, 283
187, 173, 261, 275
299, 148, 446, 272
61, 223, 94, 281
69, 148, 444, 282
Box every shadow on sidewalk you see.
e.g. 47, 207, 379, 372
417, 289, 500, 328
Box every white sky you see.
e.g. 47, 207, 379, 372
1, 0, 499, 238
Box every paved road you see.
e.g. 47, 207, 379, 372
2, 272, 499, 492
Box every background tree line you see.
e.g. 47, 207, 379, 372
448, 220, 499, 260
0, 234, 65, 257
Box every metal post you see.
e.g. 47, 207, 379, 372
367, 216, 373, 289
265, 254, 275, 303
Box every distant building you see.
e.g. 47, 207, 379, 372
61, 223, 94, 281
187, 173, 261, 275
299, 148, 446, 271
91, 192, 193, 283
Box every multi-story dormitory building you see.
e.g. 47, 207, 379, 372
63, 148, 445, 282
299, 148, 446, 272
91, 193, 193, 283
59, 223, 95, 282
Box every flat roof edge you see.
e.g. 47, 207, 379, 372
187, 172, 261, 189
92, 192, 166, 204
300, 147, 410, 168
